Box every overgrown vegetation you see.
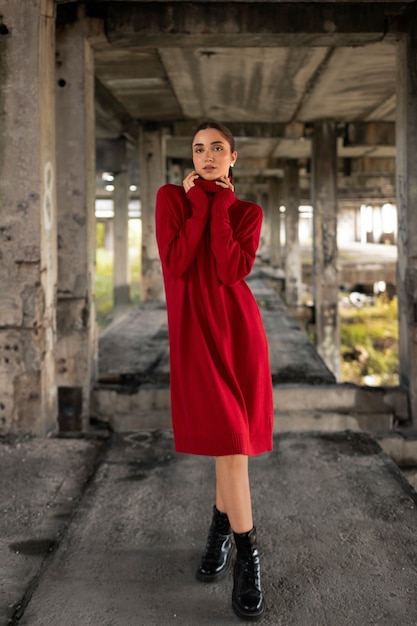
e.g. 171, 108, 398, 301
339, 295, 399, 386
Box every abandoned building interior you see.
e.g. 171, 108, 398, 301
5, 2, 417, 624
1, 0, 417, 438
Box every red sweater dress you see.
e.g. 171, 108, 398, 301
155, 177, 273, 456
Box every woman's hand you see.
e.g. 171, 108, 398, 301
215, 176, 234, 192
183, 171, 199, 193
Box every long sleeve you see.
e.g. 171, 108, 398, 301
210, 189, 262, 286
155, 184, 210, 279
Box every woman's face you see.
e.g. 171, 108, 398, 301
192, 128, 237, 181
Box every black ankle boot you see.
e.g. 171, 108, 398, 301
232, 527, 265, 621
196, 505, 233, 582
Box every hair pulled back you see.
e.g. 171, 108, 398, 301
191, 120, 236, 152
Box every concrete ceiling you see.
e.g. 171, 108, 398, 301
62, 1, 415, 195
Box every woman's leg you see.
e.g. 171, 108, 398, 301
196, 454, 251, 582
216, 454, 265, 620
215, 454, 253, 533
195, 458, 237, 582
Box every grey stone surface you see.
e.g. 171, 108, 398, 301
0, 436, 102, 626
6, 431, 417, 626
98, 301, 170, 383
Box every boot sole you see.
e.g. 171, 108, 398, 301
232, 597, 266, 622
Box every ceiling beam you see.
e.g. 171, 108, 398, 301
164, 120, 395, 143
344, 122, 395, 146
170, 120, 306, 139
103, 2, 408, 48
95, 78, 138, 144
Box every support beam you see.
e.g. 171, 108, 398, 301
113, 168, 130, 311
55, 14, 97, 430
259, 190, 271, 262
312, 121, 340, 379
344, 122, 396, 147
0, 0, 57, 434
96, 138, 128, 175
95, 78, 138, 144
172, 121, 304, 141
396, 5, 417, 422
284, 161, 302, 306
139, 126, 166, 302
269, 178, 283, 269
106, 3, 406, 48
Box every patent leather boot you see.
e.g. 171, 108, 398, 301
232, 527, 265, 621
196, 506, 233, 582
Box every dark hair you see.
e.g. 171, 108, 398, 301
191, 120, 236, 179
191, 120, 236, 152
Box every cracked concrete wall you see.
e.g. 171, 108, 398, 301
0, 0, 57, 434
312, 121, 341, 381
55, 15, 98, 429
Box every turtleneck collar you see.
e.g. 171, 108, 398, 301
194, 177, 231, 194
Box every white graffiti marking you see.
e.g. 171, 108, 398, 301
43, 160, 54, 231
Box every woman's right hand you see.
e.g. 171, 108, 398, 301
183, 171, 199, 193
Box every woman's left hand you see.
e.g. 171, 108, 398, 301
215, 176, 234, 192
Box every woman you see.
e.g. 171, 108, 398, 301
155, 121, 273, 621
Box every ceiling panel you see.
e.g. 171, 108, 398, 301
94, 48, 182, 119
297, 42, 396, 122
159, 47, 329, 123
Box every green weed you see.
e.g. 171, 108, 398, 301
340, 296, 399, 385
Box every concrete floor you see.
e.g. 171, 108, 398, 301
2, 430, 417, 625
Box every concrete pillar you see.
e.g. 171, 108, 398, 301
269, 177, 282, 269
168, 161, 183, 185
0, 0, 57, 434
311, 121, 340, 379
55, 14, 97, 431
139, 125, 165, 301
396, 8, 417, 421
259, 190, 271, 262
284, 161, 302, 306
113, 169, 130, 311
105, 219, 114, 250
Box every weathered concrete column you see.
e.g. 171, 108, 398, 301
396, 7, 417, 421
259, 190, 271, 262
284, 161, 302, 306
55, 14, 97, 431
113, 169, 130, 311
0, 0, 57, 434
168, 161, 182, 185
311, 121, 340, 379
139, 125, 165, 301
269, 177, 282, 269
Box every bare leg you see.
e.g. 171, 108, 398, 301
216, 455, 265, 620
215, 454, 253, 533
